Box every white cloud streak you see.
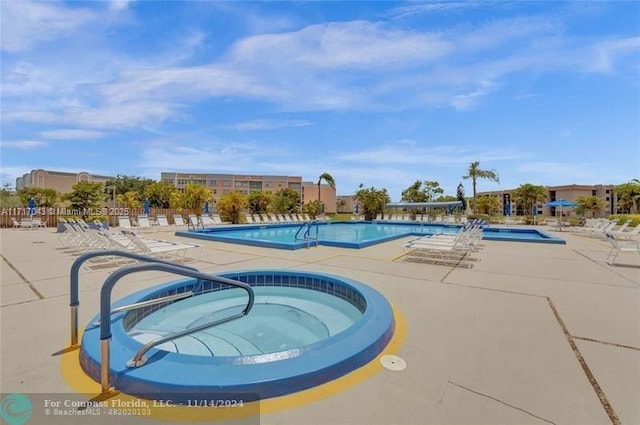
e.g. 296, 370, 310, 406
0, 0, 96, 53
0, 140, 47, 150
40, 129, 105, 140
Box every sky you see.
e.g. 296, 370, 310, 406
1, 1, 639, 201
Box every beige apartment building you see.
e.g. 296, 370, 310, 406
15, 169, 114, 194
301, 182, 337, 213
477, 184, 617, 217
160, 172, 303, 202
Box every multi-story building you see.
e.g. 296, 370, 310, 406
160, 172, 303, 202
301, 182, 337, 213
477, 184, 618, 217
15, 169, 114, 194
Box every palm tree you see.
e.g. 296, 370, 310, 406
317, 172, 336, 211
463, 162, 499, 213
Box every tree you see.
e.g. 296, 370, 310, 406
462, 162, 499, 213
575, 196, 606, 218
401, 180, 427, 203
317, 172, 336, 206
615, 180, 640, 213
16, 187, 59, 207
146, 181, 178, 208
336, 198, 347, 213
303, 200, 323, 218
271, 188, 301, 214
117, 191, 142, 209
181, 183, 212, 211
217, 192, 248, 224
511, 184, 546, 216
474, 195, 500, 216
436, 195, 457, 202
247, 191, 273, 215
62, 182, 106, 218
401, 180, 444, 203
456, 183, 467, 211
104, 175, 153, 202
354, 184, 390, 221
0, 183, 20, 208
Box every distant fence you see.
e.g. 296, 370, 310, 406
0, 207, 202, 228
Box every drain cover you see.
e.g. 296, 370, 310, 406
380, 355, 406, 371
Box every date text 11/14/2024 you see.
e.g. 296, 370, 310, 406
1, 207, 130, 216
153, 399, 245, 408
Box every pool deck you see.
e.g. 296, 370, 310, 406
1, 226, 638, 425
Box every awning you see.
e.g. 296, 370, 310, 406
386, 201, 463, 209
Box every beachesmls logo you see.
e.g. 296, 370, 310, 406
0, 393, 32, 425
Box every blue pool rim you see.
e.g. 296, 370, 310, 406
79, 270, 395, 403
175, 221, 565, 249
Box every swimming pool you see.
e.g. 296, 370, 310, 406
177, 221, 460, 249
79, 270, 395, 402
176, 221, 565, 249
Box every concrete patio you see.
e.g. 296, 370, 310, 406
1, 225, 638, 425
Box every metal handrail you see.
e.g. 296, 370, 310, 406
294, 220, 319, 248
294, 221, 308, 241
98, 263, 255, 393
69, 250, 199, 347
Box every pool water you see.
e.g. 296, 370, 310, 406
128, 287, 363, 356
177, 222, 461, 249
177, 221, 565, 248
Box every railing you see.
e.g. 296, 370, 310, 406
98, 263, 255, 393
294, 220, 319, 248
69, 250, 200, 347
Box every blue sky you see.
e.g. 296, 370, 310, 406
1, 1, 638, 200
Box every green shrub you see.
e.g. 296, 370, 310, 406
467, 214, 490, 222
608, 214, 640, 227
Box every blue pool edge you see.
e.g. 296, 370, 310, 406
79, 270, 396, 402
174, 221, 566, 248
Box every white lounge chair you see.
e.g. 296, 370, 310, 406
605, 231, 640, 266
611, 224, 640, 241
118, 216, 134, 229
156, 214, 171, 230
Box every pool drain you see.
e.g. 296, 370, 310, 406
380, 355, 406, 371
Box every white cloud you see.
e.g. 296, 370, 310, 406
229, 119, 313, 131
40, 129, 105, 140
338, 144, 526, 165
0, 0, 96, 53
0, 140, 47, 150
230, 21, 453, 70
109, 0, 133, 12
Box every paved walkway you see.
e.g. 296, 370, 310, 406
0, 226, 638, 425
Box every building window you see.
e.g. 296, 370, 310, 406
222, 180, 232, 187
605, 190, 610, 194
606, 197, 609, 201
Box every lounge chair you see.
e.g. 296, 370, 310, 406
187, 214, 200, 230
605, 231, 640, 266
611, 224, 640, 241
173, 214, 187, 227
137, 215, 154, 232
156, 214, 171, 229
245, 214, 255, 224
117, 216, 134, 229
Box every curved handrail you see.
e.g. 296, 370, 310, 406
294, 220, 319, 248
294, 221, 308, 241
98, 262, 255, 392
68, 250, 198, 346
